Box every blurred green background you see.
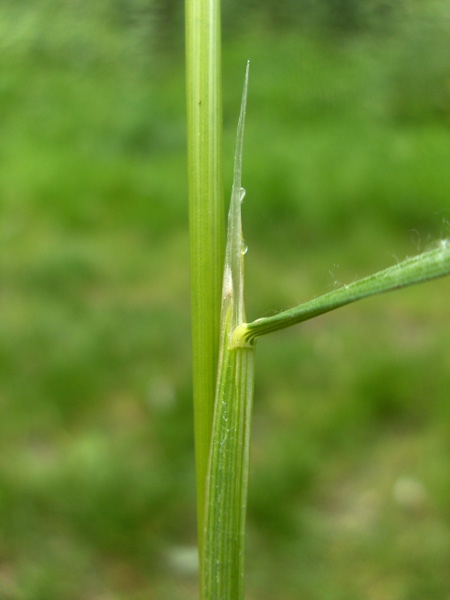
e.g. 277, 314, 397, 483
1, 1, 450, 598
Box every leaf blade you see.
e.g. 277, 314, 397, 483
234, 241, 450, 344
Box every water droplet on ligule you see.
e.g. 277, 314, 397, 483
241, 242, 248, 255
239, 187, 246, 203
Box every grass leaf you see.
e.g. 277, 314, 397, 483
233, 240, 450, 344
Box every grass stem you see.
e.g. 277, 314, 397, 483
185, 0, 224, 570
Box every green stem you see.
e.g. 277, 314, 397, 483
232, 241, 450, 345
185, 0, 224, 568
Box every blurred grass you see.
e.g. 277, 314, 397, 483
1, 1, 450, 598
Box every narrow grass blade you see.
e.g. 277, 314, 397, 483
203, 63, 255, 600
233, 240, 450, 345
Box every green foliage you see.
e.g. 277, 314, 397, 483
1, 1, 449, 598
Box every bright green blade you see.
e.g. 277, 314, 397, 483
233, 241, 450, 345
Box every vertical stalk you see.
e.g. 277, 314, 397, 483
185, 0, 224, 570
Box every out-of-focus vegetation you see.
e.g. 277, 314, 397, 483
0, 1, 449, 598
